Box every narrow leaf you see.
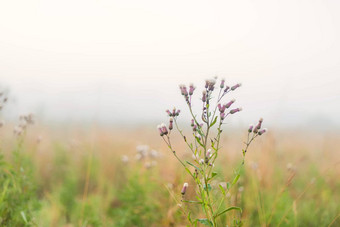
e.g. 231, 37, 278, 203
186, 161, 200, 171
215, 206, 242, 218
210, 116, 218, 127
232, 174, 240, 185
219, 184, 226, 196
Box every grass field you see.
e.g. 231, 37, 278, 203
1, 123, 339, 226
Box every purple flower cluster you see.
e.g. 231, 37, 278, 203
179, 84, 195, 104
250, 118, 266, 135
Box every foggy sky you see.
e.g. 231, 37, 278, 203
1, 0, 340, 128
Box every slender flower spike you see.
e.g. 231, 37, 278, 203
248, 124, 254, 133
231, 83, 242, 91
181, 183, 189, 195
230, 107, 242, 114
258, 128, 267, 135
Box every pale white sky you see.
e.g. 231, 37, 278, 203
0, 0, 339, 128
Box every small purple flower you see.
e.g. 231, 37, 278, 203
166, 109, 171, 116
191, 119, 194, 127
181, 183, 189, 195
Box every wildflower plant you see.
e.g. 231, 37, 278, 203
158, 78, 266, 226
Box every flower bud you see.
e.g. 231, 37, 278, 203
231, 83, 242, 91
224, 86, 230, 93
189, 83, 195, 95
207, 149, 212, 158
255, 118, 263, 131
191, 119, 194, 127
169, 117, 174, 130
230, 107, 242, 114
181, 183, 189, 195
202, 90, 207, 102
220, 79, 225, 88
248, 124, 254, 133
161, 123, 168, 135
205, 80, 209, 89
176, 109, 181, 116
157, 125, 164, 136
225, 99, 235, 108
220, 112, 225, 120
166, 109, 171, 116
258, 128, 267, 135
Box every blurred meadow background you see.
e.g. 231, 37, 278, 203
1, 0, 340, 226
